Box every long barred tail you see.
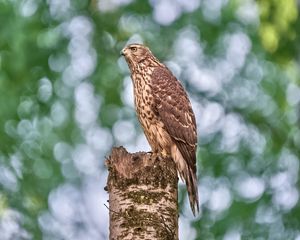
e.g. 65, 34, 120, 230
171, 145, 199, 215
186, 167, 199, 215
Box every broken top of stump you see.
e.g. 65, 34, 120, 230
106, 146, 177, 188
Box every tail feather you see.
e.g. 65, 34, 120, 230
171, 145, 199, 215
186, 167, 199, 215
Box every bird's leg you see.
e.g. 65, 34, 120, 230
148, 148, 161, 160
160, 149, 168, 158
151, 152, 159, 159
150, 149, 169, 161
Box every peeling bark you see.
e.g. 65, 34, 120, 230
106, 146, 178, 240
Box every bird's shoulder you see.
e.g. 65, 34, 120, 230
150, 66, 185, 94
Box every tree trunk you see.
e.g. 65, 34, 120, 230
106, 146, 178, 240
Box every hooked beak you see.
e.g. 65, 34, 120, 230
120, 48, 126, 56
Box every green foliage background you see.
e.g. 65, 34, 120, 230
0, 0, 299, 239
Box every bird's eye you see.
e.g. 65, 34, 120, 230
131, 47, 137, 52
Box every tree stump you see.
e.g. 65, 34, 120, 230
106, 146, 178, 240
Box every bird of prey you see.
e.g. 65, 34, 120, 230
121, 43, 199, 215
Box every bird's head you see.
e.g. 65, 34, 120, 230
121, 43, 153, 70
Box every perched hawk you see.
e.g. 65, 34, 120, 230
121, 43, 199, 215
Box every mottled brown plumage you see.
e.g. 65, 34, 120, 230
121, 43, 199, 215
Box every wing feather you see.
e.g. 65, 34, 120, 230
150, 67, 197, 171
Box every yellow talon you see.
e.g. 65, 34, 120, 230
161, 149, 168, 157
